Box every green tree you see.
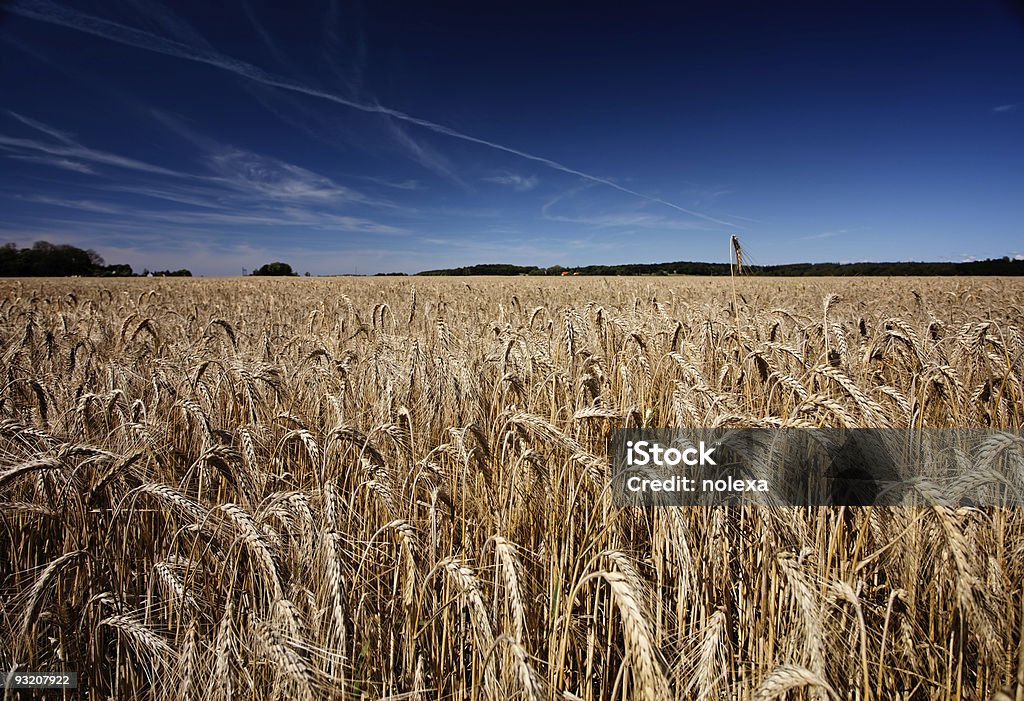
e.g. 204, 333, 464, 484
252, 262, 297, 276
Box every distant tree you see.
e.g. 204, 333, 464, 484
0, 241, 135, 276
100, 264, 133, 277
252, 262, 297, 276
0, 243, 19, 276
419, 263, 540, 276
152, 269, 193, 277
414, 258, 1024, 277
9, 241, 101, 275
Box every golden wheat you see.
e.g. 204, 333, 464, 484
0, 275, 1022, 700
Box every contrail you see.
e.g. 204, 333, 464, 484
9, 0, 741, 228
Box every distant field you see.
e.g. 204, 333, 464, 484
2, 275, 1023, 700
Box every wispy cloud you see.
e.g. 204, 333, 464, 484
351, 175, 422, 191
7, 110, 77, 143
381, 115, 462, 183
207, 148, 371, 203
147, 108, 391, 206
795, 230, 844, 241
1, 107, 412, 246
8, 0, 745, 229
483, 173, 539, 191
993, 104, 1019, 113
17, 194, 122, 213
320, 0, 368, 97
2, 109, 397, 210
7, 154, 95, 174
545, 210, 712, 231
100, 183, 232, 209
6, 190, 407, 234
122, 0, 213, 50
241, 0, 297, 70
0, 120, 190, 178
679, 185, 733, 206
541, 187, 720, 232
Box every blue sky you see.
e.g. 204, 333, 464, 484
1, 0, 1022, 275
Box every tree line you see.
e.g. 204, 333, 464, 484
6, 241, 1021, 278
418, 257, 1024, 277
0, 241, 192, 277
0, 241, 295, 277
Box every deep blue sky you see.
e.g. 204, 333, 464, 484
1, 0, 1022, 275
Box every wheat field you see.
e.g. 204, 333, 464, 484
1, 275, 1023, 700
